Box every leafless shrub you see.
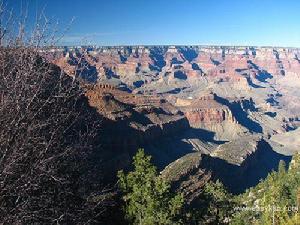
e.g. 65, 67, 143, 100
0, 2, 114, 224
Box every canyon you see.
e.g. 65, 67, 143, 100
47, 45, 300, 197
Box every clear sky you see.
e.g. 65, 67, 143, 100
6, 0, 300, 47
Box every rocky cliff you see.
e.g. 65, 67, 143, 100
44, 45, 300, 196
84, 83, 190, 154
48, 46, 300, 87
161, 136, 292, 199
176, 93, 236, 126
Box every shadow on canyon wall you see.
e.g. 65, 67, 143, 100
256, 71, 273, 83
144, 127, 225, 170
180, 47, 198, 62
149, 48, 166, 71
100, 110, 290, 195
201, 139, 292, 194
174, 70, 187, 80
214, 95, 263, 133
248, 60, 273, 82
245, 76, 265, 88
100, 116, 191, 180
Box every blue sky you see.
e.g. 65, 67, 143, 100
6, 0, 300, 47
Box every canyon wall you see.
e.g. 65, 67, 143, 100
47, 46, 300, 86
45, 45, 300, 193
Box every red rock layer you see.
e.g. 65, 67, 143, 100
176, 93, 236, 127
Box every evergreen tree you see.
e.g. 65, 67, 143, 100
231, 153, 300, 225
278, 160, 287, 178
189, 180, 236, 225
203, 180, 234, 224
118, 149, 184, 225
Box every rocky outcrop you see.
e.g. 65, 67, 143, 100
185, 108, 234, 125
47, 46, 300, 87
176, 93, 236, 127
43, 45, 300, 199
161, 137, 292, 200
202, 137, 292, 193
85, 84, 190, 152
47, 45, 300, 139
173, 93, 249, 141
161, 152, 211, 205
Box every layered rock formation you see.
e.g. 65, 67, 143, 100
176, 93, 236, 126
47, 46, 300, 84
162, 136, 292, 197
44, 45, 300, 197
173, 93, 247, 141
201, 137, 292, 193
84, 83, 190, 152
47, 45, 300, 151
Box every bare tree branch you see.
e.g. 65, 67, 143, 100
0, 2, 115, 224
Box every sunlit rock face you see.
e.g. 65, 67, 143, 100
47, 46, 300, 89
44, 45, 300, 195
47, 45, 300, 137
175, 93, 236, 126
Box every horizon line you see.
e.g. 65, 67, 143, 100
53, 44, 300, 49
